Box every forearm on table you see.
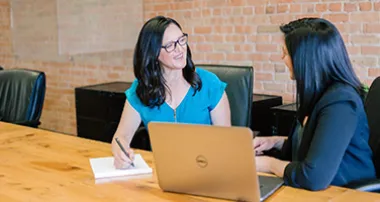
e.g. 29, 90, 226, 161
269, 157, 290, 178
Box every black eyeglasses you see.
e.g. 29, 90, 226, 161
161, 33, 188, 53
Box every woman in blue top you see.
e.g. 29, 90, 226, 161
254, 18, 376, 190
112, 16, 231, 169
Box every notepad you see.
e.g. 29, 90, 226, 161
89, 154, 152, 179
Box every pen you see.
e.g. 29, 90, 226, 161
115, 137, 135, 167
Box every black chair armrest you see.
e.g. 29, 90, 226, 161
345, 178, 380, 193
14, 120, 41, 128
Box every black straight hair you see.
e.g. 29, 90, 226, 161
133, 16, 202, 108
280, 18, 365, 123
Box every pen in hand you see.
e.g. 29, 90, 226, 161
115, 137, 135, 167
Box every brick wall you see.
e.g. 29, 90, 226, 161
0, 0, 379, 135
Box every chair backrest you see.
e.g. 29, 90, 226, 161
365, 77, 380, 177
0, 69, 46, 127
196, 64, 254, 127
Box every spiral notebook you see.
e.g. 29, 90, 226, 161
89, 154, 152, 179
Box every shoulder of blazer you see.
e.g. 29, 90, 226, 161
314, 83, 363, 114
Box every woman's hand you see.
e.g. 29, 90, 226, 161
112, 137, 135, 169
255, 156, 289, 177
253, 136, 287, 155
255, 156, 272, 173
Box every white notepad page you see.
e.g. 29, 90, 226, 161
89, 154, 152, 179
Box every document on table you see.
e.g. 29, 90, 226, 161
89, 154, 152, 179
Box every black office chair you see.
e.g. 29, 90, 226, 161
196, 64, 254, 127
0, 66, 3, 70
130, 64, 254, 151
0, 69, 46, 128
345, 77, 380, 192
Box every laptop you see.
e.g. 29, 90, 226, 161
147, 122, 284, 202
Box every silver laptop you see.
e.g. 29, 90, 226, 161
147, 122, 283, 202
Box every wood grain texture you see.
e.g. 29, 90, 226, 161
1, 122, 380, 202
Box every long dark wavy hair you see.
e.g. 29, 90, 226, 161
133, 16, 202, 108
280, 17, 365, 123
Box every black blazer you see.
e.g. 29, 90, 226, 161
281, 83, 376, 191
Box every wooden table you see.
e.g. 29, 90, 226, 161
1, 122, 380, 202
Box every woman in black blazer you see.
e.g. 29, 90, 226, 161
254, 18, 376, 191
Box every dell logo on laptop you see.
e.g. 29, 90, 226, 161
196, 155, 208, 168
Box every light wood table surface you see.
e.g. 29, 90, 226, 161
1, 122, 380, 201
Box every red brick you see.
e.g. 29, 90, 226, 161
210, 18, 224, 25
346, 46, 361, 55
277, 4, 289, 13
270, 14, 294, 24
266, 6, 275, 14
213, 26, 233, 33
174, 2, 193, 10
270, 54, 282, 62
263, 83, 285, 93
227, 0, 245, 7
329, 3, 341, 12
275, 64, 286, 73
225, 35, 246, 43
335, 23, 362, 34
351, 57, 377, 67
323, 13, 349, 23
205, 35, 224, 43
361, 46, 380, 55
263, 64, 275, 72
249, 53, 270, 61
350, 35, 380, 44
375, 2, 380, 11
202, 9, 211, 17
257, 25, 280, 33
256, 44, 278, 52
227, 16, 246, 24
275, 73, 291, 81
290, 4, 301, 13
256, 73, 274, 81
196, 44, 213, 51
359, 2, 372, 11
254, 81, 264, 90
194, 26, 212, 34
282, 93, 295, 103
213, 44, 234, 52
364, 24, 380, 33
191, 35, 206, 43
369, 68, 380, 77
234, 44, 254, 52
206, 0, 226, 7
351, 13, 380, 22
344, 3, 357, 12
192, 53, 205, 60
272, 35, 284, 43
205, 53, 225, 61
243, 7, 254, 15
226, 53, 248, 61
153, 4, 171, 11
234, 25, 255, 34
213, 8, 222, 16
232, 7, 242, 15
296, 14, 320, 19
248, 15, 269, 24
255, 6, 265, 14
302, 4, 315, 13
